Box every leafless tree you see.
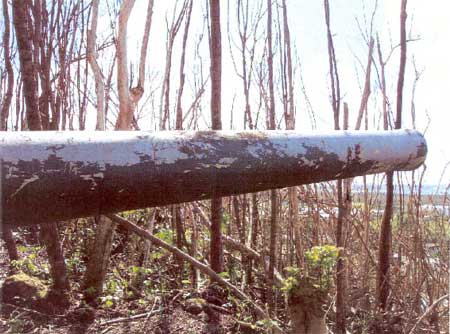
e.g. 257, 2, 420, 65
377, 0, 408, 311
87, 0, 105, 131
266, 0, 279, 315
12, 0, 69, 298
175, 0, 193, 130
0, 0, 19, 266
159, 0, 189, 130
207, 0, 224, 332
323, 1, 345, 332
84, 0, 154, 303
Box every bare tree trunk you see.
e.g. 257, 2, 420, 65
190, 206, 199, 288
377, 0, 407, 311
136, 0, 154, 95
232, 0, 261, 284
115, 0, 136, 130
1, 0, 19, 266
35, 0, 52, 131
396, 0, 407, 131
337, 138, 354, 325
324, 1, 344, 332
335, 105, 349, 334
281, 0, 295, 129
84, 0, 152, 304
173, 1, 193, 278
12, 0, 69, 299
335, 179, 346, 334
83, 0, 114, 303
266, 0, 279, 315
159, 1, 187, 130
55, 0, 81, 131
176, 0, 193, 130
246, 193, 259, 285
1, 0, 14, 130
87, 0, 105, 131
174, 205, 185, 277
353, 37, 374, 311
377, 171, 394, 310
12, 0, 42, 130
355, 38, 374, 130
268, 189, 278, 308
374, 37, 389, 310
281, 0, 302, 268
209, 0, 224, 275
83, 216, 116, 303
207, 1, 223, 332
361, 174, 371, 308
324, 0, 340, 129
266, 0, 276, 132
40, 223, 69, 292
104, 54, 117, 125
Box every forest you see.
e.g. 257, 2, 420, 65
0, 0, 449, 333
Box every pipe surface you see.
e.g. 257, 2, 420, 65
1, 130, 426, 226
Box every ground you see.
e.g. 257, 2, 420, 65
0, 244, 241, 334
0, 303, 214, 334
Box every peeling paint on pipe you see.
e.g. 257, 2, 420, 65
1, 130, 427, 226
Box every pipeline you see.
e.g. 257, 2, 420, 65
0, 130, 426, 225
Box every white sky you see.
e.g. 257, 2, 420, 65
108, 0, 450, 185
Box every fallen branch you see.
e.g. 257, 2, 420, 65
193, 202, 262, 260
192, 202, 284, 286
1, 303, 65, 318
98, 308, 162, 326
407, 294, 448, 334
106, 214, 283, 333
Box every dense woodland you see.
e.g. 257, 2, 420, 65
0, 0, 449, 333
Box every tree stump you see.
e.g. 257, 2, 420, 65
288, 279, 328, 334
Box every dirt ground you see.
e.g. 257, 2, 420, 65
0, 304, 213, 334
0, 244, 239, 334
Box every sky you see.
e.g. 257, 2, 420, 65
103, 0, 450, 186
283, 0, 450, 186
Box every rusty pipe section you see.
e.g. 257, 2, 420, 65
1, 130, 426, 226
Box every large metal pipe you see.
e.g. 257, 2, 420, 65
1, 130, 426, 226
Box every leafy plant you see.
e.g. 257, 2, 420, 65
11, 246, 43, 276
304, 245, 339, 290
282, 245, 339, 296
255, 318, 280, 331
155, 228, 174, 244
101, 295, 116, 308
221, 212, 231, 232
